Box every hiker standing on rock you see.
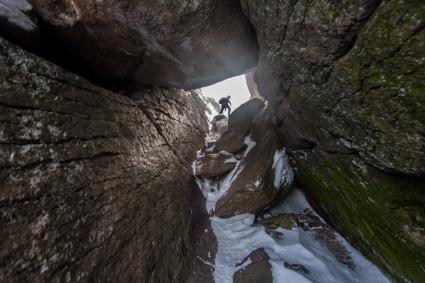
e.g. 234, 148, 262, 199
219, 95, 232, 115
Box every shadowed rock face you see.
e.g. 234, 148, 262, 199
0, 38, 208, 282
25, 0, 258, 89
240, 0, 425, 281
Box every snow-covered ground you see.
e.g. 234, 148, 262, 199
210, 189, 389, 283
192, 112, 390, 283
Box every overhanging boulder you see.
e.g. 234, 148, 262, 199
20, 0, 259, 89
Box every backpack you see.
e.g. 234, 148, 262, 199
219, 97, 226, 104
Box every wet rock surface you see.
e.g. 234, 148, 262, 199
241, 0, 425, 280
0, 38, 208, 282
11, 0, 259, 89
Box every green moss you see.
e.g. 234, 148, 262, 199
292, 150, 425, 282
259, 214, 298, 230
333, 0, 425, 173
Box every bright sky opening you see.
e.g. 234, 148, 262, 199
201, 75, 251, 110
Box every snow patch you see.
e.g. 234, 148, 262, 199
0, 0, 37, 31
272, 149, 294, 189
243, 134, 256, 157
211, 189, 389, 283
254, 179, 262, 188
235, 258, 252, 273
224, 156, 238, 163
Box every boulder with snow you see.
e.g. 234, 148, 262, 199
194, 152, 238, 179
214, 98, 265, 153
233, 248, 273, 283
214, 126, 249, 154
211, 114, 228, 136
228, 98, 265, 129
214, 111, 294, 217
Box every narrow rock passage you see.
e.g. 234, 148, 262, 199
192, 98, 390, 283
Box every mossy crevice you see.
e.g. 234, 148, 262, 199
292, 149, 425, 282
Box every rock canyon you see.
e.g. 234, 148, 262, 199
0, 0, 424, 282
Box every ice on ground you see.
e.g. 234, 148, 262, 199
272, 149, 294, 189
210, 189, 390, 283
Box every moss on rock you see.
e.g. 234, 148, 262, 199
292, 149, 425, 282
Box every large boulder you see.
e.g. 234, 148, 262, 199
0, 38, 208, 282
228, 98, 265, 128
240, 0, 425, 281
13, 0, 259, 89
214, 110, 294, 217
194, 152, 238, 179
214, 126, 250, 154
215, 98, 265, 153
211, 114, 229, 136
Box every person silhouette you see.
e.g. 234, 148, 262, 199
219, 95, 231, 115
